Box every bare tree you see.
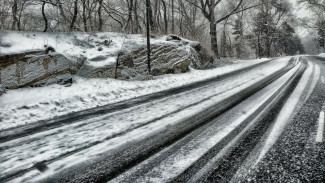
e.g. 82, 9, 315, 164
41, 1, 48, 32
57, 0, 67, 26
184, 0, 244, 58
11, 0, 18, 30
69, 0, 78, 31
133, 0, 142, 33
98, 0, 103, 31
82, 0, 88, 32
161, 0, 168, 34
124, 0, 134, 33
171, 0, 175, 33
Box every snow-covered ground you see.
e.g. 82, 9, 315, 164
1, 57, 292, 182
0, 56, 271, 130
318, 53, 325, 57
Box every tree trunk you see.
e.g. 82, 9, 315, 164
17, 0, 26, 31
179, 16, 184, 36
69, 0, 78, 31
161, 0, 168, 34
149, 0, 157, 32
42, 1, 48, 32
171, 0, 174, 33
87, 0, 94, 31
190, 2, 197, 38
146, 0, 151, 74
134, 0, 142, 33
155, 0, 161, 32
57, 0, 67, 30
235, 17, 243, 59
82, 0, 87, 32
265, 36, 271, 57
123, 0, 134, 33
220, 18, 229, 58
220, 30, 227, 57
11, 0, 18, 30
257, 30, 262, 59
17, 16, 21, 31
210, 22, 219, 58
226, 32, 233, 57
58, 1, 67, 20
98, 0, 103, 31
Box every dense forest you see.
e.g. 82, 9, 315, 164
2, 0, 325, 58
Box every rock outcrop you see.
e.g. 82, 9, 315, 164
85, 35, 214, 80
0, 34, 214, 88
86, 43, 193, 80
189, 42, 215, 69
0, 51, 85, 89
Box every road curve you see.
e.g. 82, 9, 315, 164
1, 57, 311, 183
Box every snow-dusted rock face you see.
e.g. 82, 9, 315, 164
86, 43, 193, 80
0, 51, 84, 89
86, 37, 214, 80
189, 42, 215, 69
119, 43, 193, 76
0, 32, 215, 83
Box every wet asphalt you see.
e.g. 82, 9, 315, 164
237, 56, 325, 182
50, 58, 318, 183
3, 57, 324, 183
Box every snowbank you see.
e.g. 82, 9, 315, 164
318, 53, 325, 57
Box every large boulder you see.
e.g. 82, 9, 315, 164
165, 35, 215, 69
84, 43, 194, 80
0, 51, 85, 89
84, 35, 215, 80
116, 43, 194, 79
189, 42, 215, 69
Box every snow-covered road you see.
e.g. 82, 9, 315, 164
110, 60, 304, 183
1, 57, 309, 183
0, 57, 317, 182
0, 57, 270, 130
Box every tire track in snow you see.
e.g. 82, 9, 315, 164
0, 60, 290, 182
0, 59, 276, 143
